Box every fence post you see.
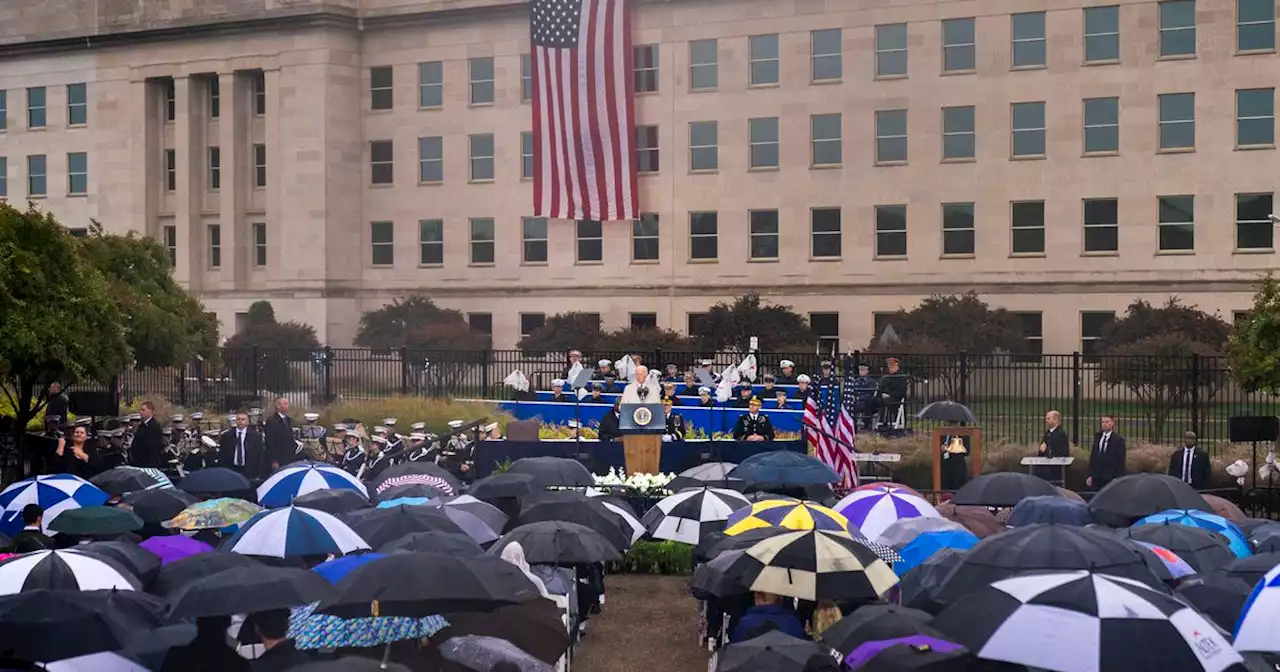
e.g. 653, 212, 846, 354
178, 365, 187, 407
250, 346, 259, 398
323, 346, 333, 403
852, 350, 862, 369
400, 347, 410, 396
481, 349, 492, 396
654, 348, 664, 372
1071, 351, 1082, 446
957, 352, 969, 405
1190, 353, 1201, 435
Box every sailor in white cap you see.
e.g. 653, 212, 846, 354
410, 421, 426, 432
383, 418, 406, 462
373, 426, 389, 437
796, 374, 813, 401
327, 423, 349, 460
358, 435, 392, 481
698, 386, 715, 407
566, 418, 582, 440
549, 379, 573, 403
298, 412, 326, 461
447, 419, 465, 430
406, 431, 435, 462
775, 359, 798, 385
594, 359, 614, 380
340, 429, 365, 476
482, 422, 502, 441
439, 420, 474, 478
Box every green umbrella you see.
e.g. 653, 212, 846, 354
47, 506, 144, 536
164, 498, 262, 530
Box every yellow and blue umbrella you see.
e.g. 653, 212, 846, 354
724, 499, 848, 536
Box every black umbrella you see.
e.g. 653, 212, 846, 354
518, 500, 631, 551
166, 566, 337, 620
695, 527, 792, 563
91, 467, 168, 496
670, 462, 746, 492
506, 457, 594, 487
370, 462, 464, 498
915, 401, 977, 425
318, 552, 543, 618
1175, 574, 1253, 631
1087, 473, 1212, 526
729, 451, 839, 488
375, 483, 449, 502
466, 472, 538, 501
179, 467, 253, 495
1248, 524, 1280, 553
950, 472, 1060, 507
78, 540, 163, 585
0, 589, 166, 662
820, 604, 937, 655
46, 506, 144, 536
290, 659, 412, 672
342, 505, 465, 549
438, 600, 572, 665
380, 531, 484, 556
150, 551, 260, 597
1214, 552, 1280, 587
900, 548, 966, 615
716, 630, 838, 672
293, 488, 372, 516
1237, 517, 1278, 537
491, 521, 623, 564
124, 488, 200, 523
691, 550, 750, 599
1121, 523, 1236, 574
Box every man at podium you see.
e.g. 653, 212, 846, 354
620, 365, 661, 404
733, 397, 775, 442
1035, 409, 1070, 480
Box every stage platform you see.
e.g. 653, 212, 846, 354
471, 439, 807, 478
456, 398, 804, 434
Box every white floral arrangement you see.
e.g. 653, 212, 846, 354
593, 468, 676, 496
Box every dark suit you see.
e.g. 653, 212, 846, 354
8, 527, 55, 553
664, 413, 686, 441
263, 413, 295, 471
219, 428, 266, 480
130, 417, 165, 469
1088, 431, 1126, 489
1034, 426, 1071, 481
1168, 446, 1212, 490
597, 411, 622, 442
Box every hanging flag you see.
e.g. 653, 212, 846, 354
530, 0, 638, 221
833, 365, 861, 488
803, 391, 829, 461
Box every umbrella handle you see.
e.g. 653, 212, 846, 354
380, 643, 392, 669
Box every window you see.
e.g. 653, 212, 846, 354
636, 125, 659, 173
370, 66, 393, 110
689, 39, 718, 90
1237, 88, 1275, 146
165, 149, 177, 192
66, 83, 87, 126
630, 313, 658, 330
66, 152, 87, 195
27, 86, 45, 128
873, 313, 896, 340
1083, 198, 1119, 253
521, 54, 533, 102
874, 205, 907, 257
0, 90, 7, 131
419, 219, 444, 265
208, 146, 220, 190
163, 226, 177, 267
26, 154, 46, 197
577, 219, 603, 262
749, 34, 779, 85
1081, 311, 1116, 360
1234, 311, 1253, 325
1236, 193, 1275, 250
161, 80, 175, 122
1083, 97, 1119, 153
470, 218, 495, 264
371, 140, 394, 185
469, 57, 494, 104
520, 313, 546, 339
942, 18, 977, 72
634, 44, 659, 93
1011, 102, 1046, 157
252, 222, 267, 266
1012, 12, 1047, 67
522, 217, 548, 264
1084, 6, 1121, 62
0, 157, 6, 198
810, 313, 840, 353
808, 113, 842, 167
875, 24, 907, 77
209, 76, 220, 118
690, 211, 718, 260
469, 313, 493, 335
251, 71, 266, 115
875, 109, 908, 164
207, 224, 221, 269
689, 121, 718, 171
942, 106, 975, 160
469, 134, 494, 181
749, 210, 779, 260
687, 312, 709, 335
748, 117, 779, 169
1011, 201, 1046, 254
68, 228, 88, 238
1239, 0, 1276, 51
521, 132, 534, 179
1157, 195, 1195, 251
419, 61, 443, 108
1160, 0, 1197, 57
811, 207, 841, 258
942, 202, 975, 255
419, 136, 443, 183
1012, 312, 1044, 363
633, 213, 660, 261
1158, 93, 1195, 150
811, 29, 842, 81
368, 221, 394, 266
253, 144, 267, 187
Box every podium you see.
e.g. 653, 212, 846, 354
619, 403, 666, 475
1021, 456, 1074, 486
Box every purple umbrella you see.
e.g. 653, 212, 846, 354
139, 535, 215, 565
843, 635, 967, 669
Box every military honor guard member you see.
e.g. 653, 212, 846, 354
662, 397, 686, 442
733, 397, 775, 442
774, 360, 799, 385
698, 387, 715, 407
549, 380, 575, 403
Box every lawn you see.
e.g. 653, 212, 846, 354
574, 574, 708, 672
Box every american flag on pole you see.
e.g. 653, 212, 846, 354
530, 0, 639, 221
807, 381, 858, 490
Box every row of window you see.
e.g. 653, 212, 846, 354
160, 222, 269, 270
0, 154, 88, 197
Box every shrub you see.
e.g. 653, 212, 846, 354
610, 540, 695, 575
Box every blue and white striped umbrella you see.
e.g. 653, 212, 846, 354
1234, 561, 1280, 652
0, 474, 108, 535
222, 506, 371, 558
257, 464, 369, 508
1134, 509, 1252, 559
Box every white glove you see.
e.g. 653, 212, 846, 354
662, 434, 673, 443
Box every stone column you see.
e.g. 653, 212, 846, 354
172, 75, 200, 289
262, 68, 281, 281
218, 71, 244, 285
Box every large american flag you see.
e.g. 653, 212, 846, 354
530, 0, 639, 221
806, 368, 858, 489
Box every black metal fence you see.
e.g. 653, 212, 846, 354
83, 348, 1280, 447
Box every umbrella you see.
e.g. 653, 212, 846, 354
150, 552, 259, 597
439, 600, 571, 665
725, 499, 847, 536
642, 487, 752, 545
1118, 540, 1194, 581
178, 467, 252, 495
123, 489, 199, 524
729, 530, 899, 602
875, 517, 968, 548
376, 483, 449, 502
46, 507, 143, 536
932, 571, 1241, 671
1238, 518, 1278, 537
933, 502, 1004, 539
518, 500, 632, 551
1087, 473, 1212, 527
596, 499, 645, 544
166, 565, 337, 619
292, 488, 372, 516
440, 635, 554, 672
1234, 562, 1280, 652
855, 482, 924, 497
695, 527, 792, 563
1250, 525, 1280, 553
690, 549, 751, 599
371, 462, 463, 497
915, 401, 976, 424
344, 505, 466, 549
222, 506, 371, 558
311, 553, 388, 585
426, 495, 509, 533
894, 530, 980, 575
287, 601, 449, 651
506, 457, 594, 488
819, 603, 938, 656
381, 531, 484, 556
1175, 574, 1253, 632
0, 589, 166, 662
467, 473, 538, 501
950, 472, 1060, 508
163, 498, 262, 530
90, 467, 170, 496
318, 552, 543, 617
0, 549, 140, 593
137, 535, 214, 565
846, 639, 970, 671
1122, 523, 1237, 574
1215, 552, 1280, 587
0, 474, 109, 535
373, 500, 500, 544
77, 541, 162, 585
899, 548, 967, 615
1006, 495, 1095, 527
491, 521, 623, 564
728, 451, 839, 487
834, 489, 940, 540
39, 651, 153, 672
669, 462, 745, 492
257, 464, 369, 508
1201, 494, 1247, 523
1134, 509, 1252, 558
716, 630, 837, 672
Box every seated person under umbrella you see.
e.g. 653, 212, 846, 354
731, 592, 806, 642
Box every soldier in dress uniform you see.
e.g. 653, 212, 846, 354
482, 422, 502, 440
876, 358, 909, 432
733, 384, 755, 408
850, 364, 880, 430
774, 360, 799, 385
549, 380, 574, 403
299, 412, 327, 462
185, 434, 219, 473
661, 381, 682, 406
795, 374, 813, 402
698, 387, 715, 407
662, 398, 686, 442
815, 360, 838, 388
326, 424, 349, 464
406, 432, 435, 462
360, 436, 392, 481
733, 397, 775, 442
340, 431, 365, 476
437, 420, 475, 482
382, 418, 406, 463
592, 359, 615, 381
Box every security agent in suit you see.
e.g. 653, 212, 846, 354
1087, 415, 1127, 490
662, 397, 686, 442
129, 401, 166, 469
733, 397, 775, 442
1168, 431, 1212, 490
263, 397, 295, 472
597, 402, 623, 442
219, 412, 266, 480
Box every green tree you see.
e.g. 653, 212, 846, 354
598, 327, 693, 352
1228, 275, 1280, 395
355, 296, 491, 393
690, 293, 816, 352
518, 312, 603, 354
222, 300, 320, 392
